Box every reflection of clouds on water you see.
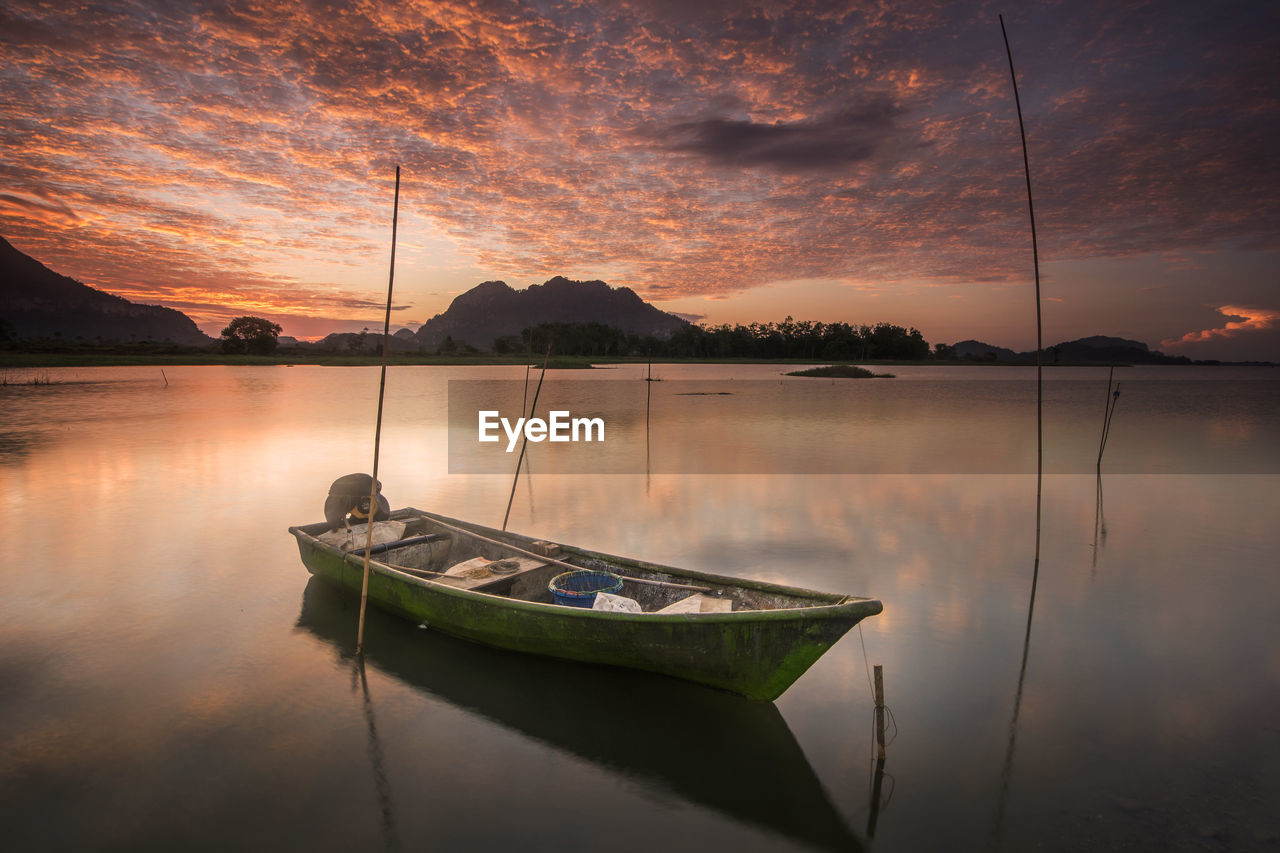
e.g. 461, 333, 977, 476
0, 430, 37, 463
2, 364, 1277, 850
1207, 416, 1259, 442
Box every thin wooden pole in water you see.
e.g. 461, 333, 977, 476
645, 361, 653, 488
502, 342, 552, 531
992, 21, 1044, 846
867, 663, 888, 838
1097, 366, 1115, 463
357, 165, 401, 656
522, 364, 531, 416
873, 664, 886, 760
1096, 367, 1121, 470
999, 13, 1043, 554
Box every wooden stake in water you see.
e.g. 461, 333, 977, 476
357, 165, 401, 656
867, 663, 888, 838
1096, 366, 1121, 470
990, 23, 1045, 847
873, 664, 886, 760
502, 342, 552, 531
999, 12, 1043, 606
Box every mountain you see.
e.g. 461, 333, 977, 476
949, 335, 1190, 364
413, 276, 688, 350
1046, 335, 1193, 364
951, 339, 1023, 361
307, 330, 422, 352
0, 236, 213, 346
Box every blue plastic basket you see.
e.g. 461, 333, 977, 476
549, 570, 623, 607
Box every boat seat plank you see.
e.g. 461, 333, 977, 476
655, 593, 733, 614
434, 556, 548, 591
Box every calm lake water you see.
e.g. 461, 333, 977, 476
1, 363, 1277, 851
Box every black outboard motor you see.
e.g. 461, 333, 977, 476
324, 473, 390, 531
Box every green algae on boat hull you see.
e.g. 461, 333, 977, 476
288, 508, 882, 701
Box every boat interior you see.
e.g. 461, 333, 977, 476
308, 511, 838, 614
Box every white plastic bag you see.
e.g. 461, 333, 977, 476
592, 592, 642, 613
318, 520, 406, 550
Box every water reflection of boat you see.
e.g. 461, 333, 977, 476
296, 577, 864, 852
288, 508, 882, 700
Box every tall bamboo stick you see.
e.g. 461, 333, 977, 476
999, 13, 1043, 591
357, 165, 401, 655
991, 18, 1044, 848
998, 13, 1039, 532
502, 342, 552, 531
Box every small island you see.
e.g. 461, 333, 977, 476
786, 365, 895, 378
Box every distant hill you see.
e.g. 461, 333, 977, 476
413, 276, 688, 351
951, 339, 1022, 361
950, 335, 1190, 365
0, 236, 213, 346
306, 330, 422, 353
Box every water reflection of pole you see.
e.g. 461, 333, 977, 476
989, 530, 1040, 846
866, 756, 887, 839
354, 658, 401, 852
1091, 473, 1107, 574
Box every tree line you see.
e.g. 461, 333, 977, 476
211, 314, 944, 360
508, 318, 939, 360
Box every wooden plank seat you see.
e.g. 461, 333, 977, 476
432, 556, 549, 591
655, 593, 733, 614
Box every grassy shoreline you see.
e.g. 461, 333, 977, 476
0, 350, 1263, 369
0, 351, 923, 368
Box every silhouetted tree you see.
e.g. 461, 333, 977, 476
220, 316, 282, 354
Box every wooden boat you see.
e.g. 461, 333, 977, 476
288, 507, 882, 701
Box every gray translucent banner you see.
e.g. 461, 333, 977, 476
447, 378, 1280, 474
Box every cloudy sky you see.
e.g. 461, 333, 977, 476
2, 0, 1277, 358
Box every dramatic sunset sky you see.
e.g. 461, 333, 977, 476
2, 0, 1277, 358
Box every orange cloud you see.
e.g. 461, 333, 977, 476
1, 0, 1276, 351
1162, 305, 1280, 348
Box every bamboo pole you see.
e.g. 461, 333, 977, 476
356, 165, 401, 655
502, 342, 551, 531
992, 19, 1045, 847
999, 12, 1043, 618
866, 663, 888, 837
1096, 367, 1121, 470
873, 664, 886, 760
